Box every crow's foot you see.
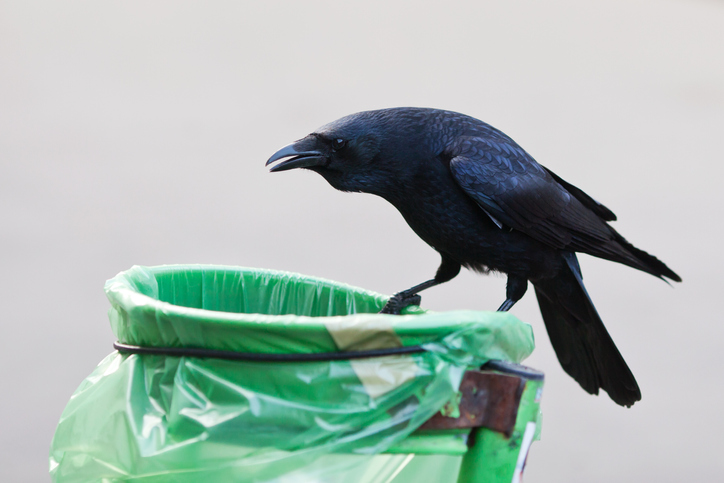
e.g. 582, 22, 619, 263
379, 292, 422, 314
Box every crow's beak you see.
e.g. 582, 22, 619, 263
266, 139, 328, 172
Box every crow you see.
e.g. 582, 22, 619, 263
266, 107, 680, 407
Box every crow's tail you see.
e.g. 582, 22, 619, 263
533, 253, 641, 407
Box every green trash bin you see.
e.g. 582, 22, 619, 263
49, 265, 543, 482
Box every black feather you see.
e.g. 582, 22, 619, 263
534, 253, 641, 406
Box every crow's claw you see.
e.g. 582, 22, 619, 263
379, 292, 422, 314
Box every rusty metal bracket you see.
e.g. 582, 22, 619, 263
419, 370, 526, 436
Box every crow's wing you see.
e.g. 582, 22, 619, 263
448, 136, 618, 254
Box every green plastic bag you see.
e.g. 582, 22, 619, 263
49, 265, 535, 482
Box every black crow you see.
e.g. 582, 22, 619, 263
266, 107, 680, 407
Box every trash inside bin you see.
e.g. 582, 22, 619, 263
49, 265, 541, 482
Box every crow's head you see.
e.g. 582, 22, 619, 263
265, 110, 387, 193
266, 108, 439, 194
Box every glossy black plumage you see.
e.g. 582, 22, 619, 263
266, 107, 681, 406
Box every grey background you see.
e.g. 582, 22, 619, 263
1, 1, 722, 481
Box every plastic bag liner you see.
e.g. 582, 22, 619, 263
49, 265, 535, 482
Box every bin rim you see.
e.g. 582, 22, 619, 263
106, 263, 399, 324
105, 264, 535, 357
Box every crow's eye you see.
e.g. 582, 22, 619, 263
332, 138, 347, 151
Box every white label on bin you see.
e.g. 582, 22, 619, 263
511, 421, 537, 483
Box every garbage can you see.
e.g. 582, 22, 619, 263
49, 265, 542, 482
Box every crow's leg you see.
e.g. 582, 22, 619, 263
380, 256, 461, 314
497, 274, 528, 312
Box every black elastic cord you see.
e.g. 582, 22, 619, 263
482, 360, 545, 381
113, 341, 426, 362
